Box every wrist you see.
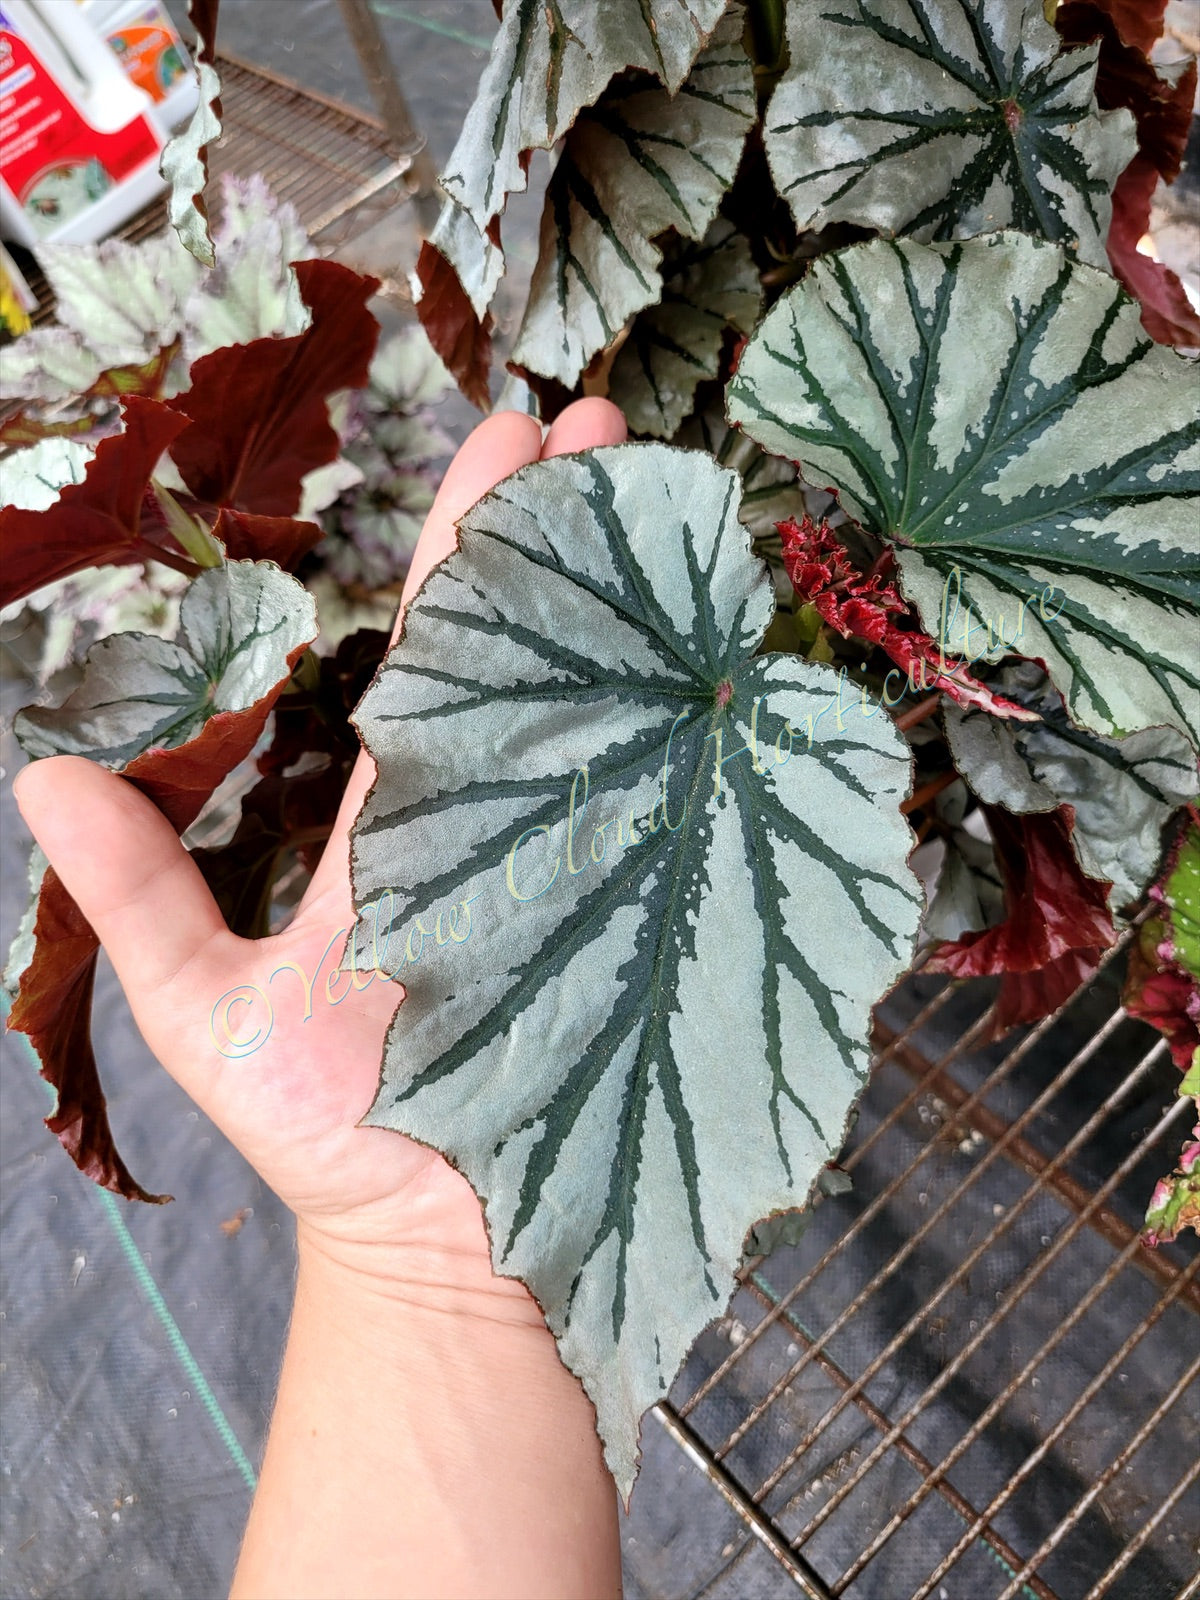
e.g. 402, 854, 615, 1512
295, 1209, 549, 1334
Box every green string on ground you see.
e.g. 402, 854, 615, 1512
3, 1003, 258, 1492
369, 1, 492, 52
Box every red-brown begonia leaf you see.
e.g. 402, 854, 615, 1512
415, 239, 494, 413
1107, 156, 1200, 346
927, 806, 1116, 1035
0, 398, 193, 608
9, 862, 166, 1201
167, 258, 380, 515
191, 629, 389, 936
212, 506, 325, 571
7, 563, 317, 1201
1063, 0, 1167, 55
777, 517, 1041, 721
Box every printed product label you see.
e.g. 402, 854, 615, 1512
107, 14, 188, 103
0, 20, 160, 234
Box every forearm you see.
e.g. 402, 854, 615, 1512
231, 1227, 622, 1600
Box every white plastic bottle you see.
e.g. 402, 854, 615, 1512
72, 0, 198, 133
0, 0, 167, 248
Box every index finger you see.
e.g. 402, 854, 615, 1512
301, 409, 544, 919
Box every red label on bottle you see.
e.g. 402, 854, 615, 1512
0, 20, 161, 235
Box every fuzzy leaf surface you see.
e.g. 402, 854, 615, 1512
727, 233, 1200, 746
348, 443, 921, 1494
511, 12, 754, 386
764, 0, 1135, 266
609, 219, 761, 439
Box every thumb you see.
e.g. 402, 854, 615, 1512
13, 755, 235, 1053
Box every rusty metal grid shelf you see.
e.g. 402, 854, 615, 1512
652, 922, 1198, 1599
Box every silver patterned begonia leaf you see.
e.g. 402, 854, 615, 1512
14, 562, 318, 765
728, 233, 1200, 748
943, 663, 1199, 911
511, 10, 755, 386
347, 443, 921, 1494
764, 0, 1135, 267
608, 218, 762, 440
439, 0, 730, 238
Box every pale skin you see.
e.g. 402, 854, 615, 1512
13, 398, 629, 1600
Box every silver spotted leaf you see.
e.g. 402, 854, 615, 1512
765, 0, 1135, 267
944, 663, 1199, 911
511, 9, 755, 386
440, 0, 730, 238
728, 233, 1200, 747
348, 443, 921, 1494
608, 219, 762, 439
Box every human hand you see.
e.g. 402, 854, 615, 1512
13, 397, 628, 1311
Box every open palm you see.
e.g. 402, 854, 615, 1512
15, 400, 626, 1279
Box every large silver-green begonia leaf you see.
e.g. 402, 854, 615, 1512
440, 0, 730, 237
511, 10, 755, 386
14, 562, 317, 765
348, 443, 921, 1493
944, 663, 1199, 910
765, 0, 1135, 267
609, 219, 762, 439
728, 233, 1200, 747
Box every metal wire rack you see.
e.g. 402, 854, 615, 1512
654, 920, 1198, 1598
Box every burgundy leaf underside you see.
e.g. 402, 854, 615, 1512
927, 807, 1116, 1038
